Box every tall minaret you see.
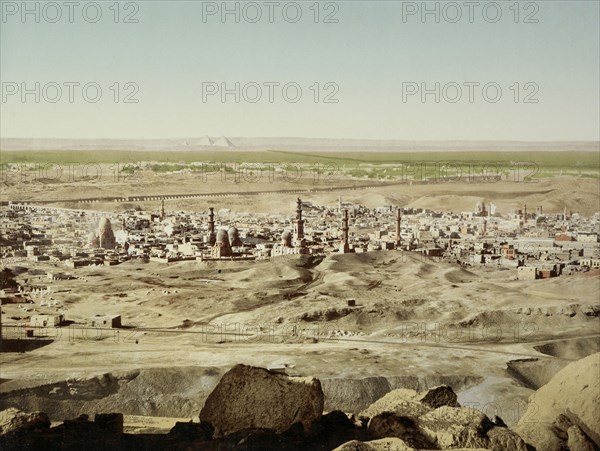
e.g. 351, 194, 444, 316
395, 208, 402, 249
160, 197, 165, 220
340, 208, 350, 253
208, 207, 215, 234
294, 198, 305, 245
523, 204, 527, 220
207, 207, 216, 245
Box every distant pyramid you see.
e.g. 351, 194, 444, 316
197, 135, 214, 146
213, 136, 235, 148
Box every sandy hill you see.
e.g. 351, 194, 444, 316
515, 352, 600, 450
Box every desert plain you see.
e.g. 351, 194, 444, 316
1, 150, 599, 436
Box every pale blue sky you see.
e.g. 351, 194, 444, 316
1, 0, 599, 140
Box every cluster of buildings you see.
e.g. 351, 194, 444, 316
1, 197, 599, 342
1, 198, 599, 279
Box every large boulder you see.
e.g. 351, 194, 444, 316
0, 408, 50, 436
417, 407, 528, 451
357, 384, 527, 451
334, 437, 417, 451
360, 386, 459, 420
335, 438, 492, 451
199, 364, 324, 437
367, 412, 435, 449
416, 406, 493, 449
514, 352, 600, 450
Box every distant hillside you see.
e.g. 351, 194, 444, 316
1, 137, 598, 152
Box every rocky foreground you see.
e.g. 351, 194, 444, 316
1, 354, 598, 451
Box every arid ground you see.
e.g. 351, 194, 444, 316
1, 170, 599, 433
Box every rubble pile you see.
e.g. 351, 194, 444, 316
2, 355, 599, 450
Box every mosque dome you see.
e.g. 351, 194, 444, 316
98, 217, 116, 249
228, 227, 242, 246
216, 229, 230, 246
98, 217, 112, 233
87, 231, 99, 248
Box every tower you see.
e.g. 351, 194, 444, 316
395, 208, 402, 249
338, 195, 342, 214
523, 204, 527, 220
207, 207, 216, 246
340, 209, 350, 253
208, 207, 215, 234
293, 198, 305, 246
160, 197, 165, 221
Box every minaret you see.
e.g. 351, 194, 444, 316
340, 208, 350, 253
523, 204, 527, 220
338, 195, 342, 214
160, 197, 165, 220
563, 207, 567, 221
293, 198, 304, 245
207, 207, 216, 245
208, 207, 215, 234
395, 208, 402, 249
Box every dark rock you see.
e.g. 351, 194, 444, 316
200, 364, 324, 437
281, 422, 304, 440
94, 413, 123, 434
168, 420, 214, 441
368, 412, 434, 449
417, 385, 460, 410
492, 415, 508, 428
321, 411, 355, 430
225, 427, 282, 450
